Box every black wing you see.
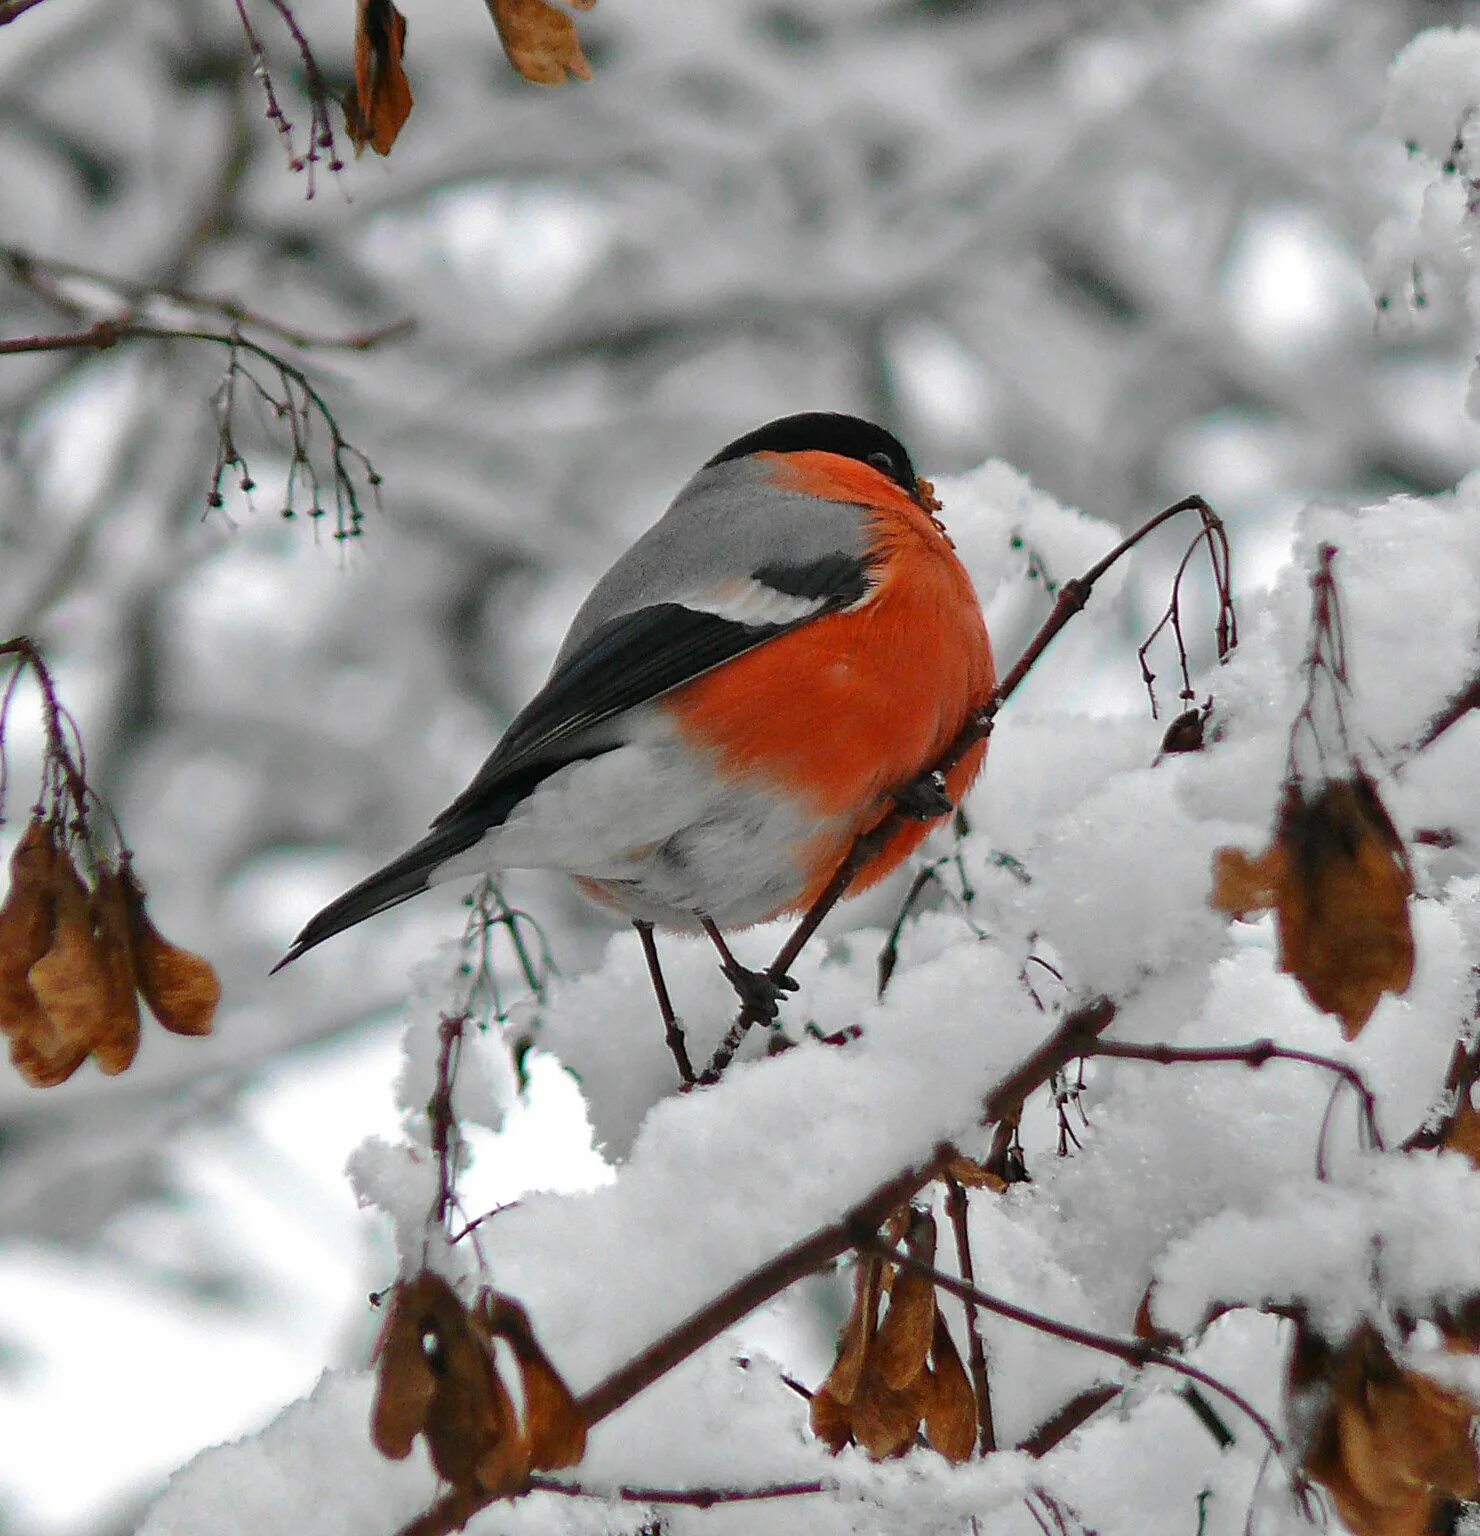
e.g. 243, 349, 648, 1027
433, 553, 874, 830
273, 553, 873, 971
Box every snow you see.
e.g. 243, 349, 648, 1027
135, 411, 1480, 1536
9, 10, 1480, 1535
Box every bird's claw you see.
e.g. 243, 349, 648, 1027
720, 962, 799, 1021
896, 770, 953, 821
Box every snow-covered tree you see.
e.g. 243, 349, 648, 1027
2, 3, 1480, 1534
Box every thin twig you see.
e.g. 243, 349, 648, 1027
524, 1475, 830, 1507
3, 247, 412, 352
1017, 1384, 1120, 1457
1085, 1038, 1384, 1151
697, 496, 1225, 1082
0, 317, 382, 538
1405, 674, 1480, 760
864, 1240, 1287, 1463
393, 1000, 1121, 1536
944, 1174, 996, 1453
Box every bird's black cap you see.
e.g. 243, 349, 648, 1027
705, 412, 918, 496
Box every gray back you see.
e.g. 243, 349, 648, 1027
554, 457, 873, 666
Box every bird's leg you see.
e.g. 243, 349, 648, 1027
634, 920, 694, 1085
698, 917, 799, 1023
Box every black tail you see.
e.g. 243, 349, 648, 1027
271, 818, 486, 972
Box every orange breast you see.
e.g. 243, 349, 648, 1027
663, 463, 995, 914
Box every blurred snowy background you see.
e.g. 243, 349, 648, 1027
2, 0, 1480, 1531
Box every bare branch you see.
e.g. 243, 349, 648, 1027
0, 0, 50, 24
698, 496, 1228, 1082
944, 1173, 997, 1454
1085, 1037, 1385, 1151
0, 317, 383, 539
393, 1000, 1121, 1536
865, 1239, 1287, 1463
524, 1474, 831, 1507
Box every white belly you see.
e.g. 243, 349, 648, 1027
427, 712, 829, 929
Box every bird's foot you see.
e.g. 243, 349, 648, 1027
719, 961, 799, 1022
895, 770, 952, 821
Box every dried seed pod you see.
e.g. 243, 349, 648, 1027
923, 1315, 977, 1463
874, 1263, 938, 1391
1211, 772, 1415, 1037
808, 1384, 853, 1454
826, 1253, 884, 1406
120, 866, 220, 1036
89, 866, 141, 1076
1276, 777, 1415, 1038
480, 1293, 586, 1470
850, 1372, 926, 1459
369, 1272, 528, 1497
370, 1285, 438, 1459
0, 819, 61, 1048
25, 848, 108, 1084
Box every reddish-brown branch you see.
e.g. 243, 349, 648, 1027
944, 1174, 996, 1453
0, 317, 382, 537
392, 999, 1120, 1536
1017, 1385, 1120, 1458
5, 247, 414, 352
525, 1474, 830, 1506
698, 496, 1224, 1082
1086, 1038, 1384, 1150
1406, 674, 1480, 759
0, 635, 97, 832
0, 0, 48, 24
866, 1240, 1286, 1462
1402, 1024, 1480, 1152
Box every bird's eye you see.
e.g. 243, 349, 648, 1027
866, 450, 897, 476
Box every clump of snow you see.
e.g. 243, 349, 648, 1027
1381, 28, 1480, 164
1153, 1155, 1480, 1342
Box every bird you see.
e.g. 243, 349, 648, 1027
275, 412, 995, 1058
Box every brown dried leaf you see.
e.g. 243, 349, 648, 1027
1296, 1323, 1479, 1536
823, 1254, 883, 1406
1275, 777, 1416, 1038
1442, 1086, 1480, 1168
874, 1264, 938, 1390
89, 866, 141, 1075
808, 1383, 854, 1454
1210, 844, 1285, 920
486, 0, 593, 86
371, 1284, 438, 1458
940, 1152, 1007, 1192
478, 1292, 586, 1470
1211, 775, 1415, 1037
0, 819, 60, 1051
850, 1370, 926, 1459
25, 851, 108, 1083
922, 1314, 976, 1463
345, 0, 414, 156
121, 867, 220, 1037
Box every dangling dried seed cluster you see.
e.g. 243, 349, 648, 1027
1291, 1318, 1480, 1536
810, 1209, 976, 1461
370, 1270, 586, 1498
0, 817, 220, 1086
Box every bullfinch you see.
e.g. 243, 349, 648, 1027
275, 413, 994, 1025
